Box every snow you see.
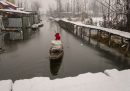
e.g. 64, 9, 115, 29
0, 80, 12, 91
104, 69, 130, 90
13, 77, 52, 91
0, 9, 31, 14
51, 40, 62, 45
6, 1, 18, 8
0, 1, 8, 6
32, 24, 39, 29
0, 69, 129, 91
0, 1, 17, 8
12, 69, 130, 91
37, 22, 43, 27
61, 19, 130, 39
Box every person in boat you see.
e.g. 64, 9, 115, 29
55, 32, 60, 40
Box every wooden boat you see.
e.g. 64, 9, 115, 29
38, 22, 44, 27
31, 24, 39, 30
49, 40, 64, 60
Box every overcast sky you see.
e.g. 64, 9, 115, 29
15, 0, 56, 13
15, 0, 106, 13
36, 0, 56, 12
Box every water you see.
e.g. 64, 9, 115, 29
0, 17, 130, 81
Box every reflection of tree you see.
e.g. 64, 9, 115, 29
50, 58, 63, 76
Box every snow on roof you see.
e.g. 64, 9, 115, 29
51, 40, 62, 45
6, 1, 18, 8
12, 69, 130, 91
0, 80, 13, 91
62, 19, 130, 39
0, 1, 8, 6
0, 9, 31, 14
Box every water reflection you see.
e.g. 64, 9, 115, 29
50, 58, 63, 76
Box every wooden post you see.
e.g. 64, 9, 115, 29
78, 26, 80, 37
121, 37, 124, 45
81, 27, 83, 38
74, 24, 77, 35
82, 27, 85, 39
88, 28, 91, 43
124, 39, 130, 56
108, 33, 112, 47
72, 24, 74, 33
97, 30, 101, 46
76, 26, 78, 36
22, 16, 25, 40
77, 26, 80, 36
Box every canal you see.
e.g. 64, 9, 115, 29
0, 17, 130, 81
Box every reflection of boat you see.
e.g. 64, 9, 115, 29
50, 58, 62, 76
49, 40, 64, 60
0, 48, 6, 54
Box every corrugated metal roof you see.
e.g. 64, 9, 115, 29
0, 9, 31, 14
6, 1, 18, 8
0, 1, 8, 6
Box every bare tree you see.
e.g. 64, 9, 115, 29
126, 0, 130, 32
31, 1, 41, 12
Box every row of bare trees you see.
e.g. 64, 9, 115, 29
47, 0, 102, 17
55, 0, 130, 31
98, 0, 130, 31
16, 0, 41, 12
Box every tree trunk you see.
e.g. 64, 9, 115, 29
126, 0, 130, 32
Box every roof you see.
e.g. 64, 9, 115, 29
0, 9, 31, 14
6, 1, 18, 8
0, 1, 8, 6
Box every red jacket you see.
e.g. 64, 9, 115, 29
55, 33, 61, 40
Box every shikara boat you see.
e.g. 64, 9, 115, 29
49, 40, 63, 60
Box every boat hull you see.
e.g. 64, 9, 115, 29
49, 51, 64, 60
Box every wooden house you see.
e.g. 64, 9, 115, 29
6, 1, 18, 10
0, 1, 17, 10
0, 1, 9, 9
0, 9, 35, 40
0, 15, 4, 51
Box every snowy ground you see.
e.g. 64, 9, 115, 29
0, 69, 130, 91
0, 80, 12, 91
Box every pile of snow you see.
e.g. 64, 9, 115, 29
12, 69, 130, 91
13, 77, 52, 91
0, 69, 129, 91
51, 40, 62, 45
0, 80, 12, 91
31, 24, 39, 29
105, 69, 130, 90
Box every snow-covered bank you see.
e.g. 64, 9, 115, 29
0, 69, 130, 91
0, 80, 12, 91
11, 69, 130, 91
59, 19, 130, 39
105, 69, 130, 90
